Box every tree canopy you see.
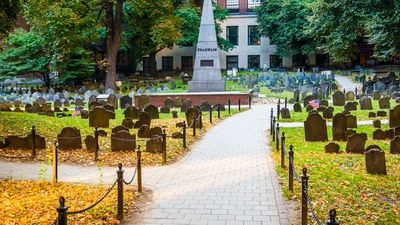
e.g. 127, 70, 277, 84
0, 0, 21, 36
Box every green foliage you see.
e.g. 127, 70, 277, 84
0, 0, 21, 36
257, 0, 316, 58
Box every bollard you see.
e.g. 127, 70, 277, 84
301, 168, 309, 225
57, 197, 68, 225
117, 163, 124, 220
193, 114, 196, 137
285, 97, 287, 108
31, 126, 36, 158
288, 145, 294, 192
238, 99, 241, 111
209, 107, 213, 124
280, 132, 285, 168
276, 123, 280, 151
228, 99, 231, 114
94, 127, 99, 161
326, 209, 339, 225
272, 117, 276, 142
270, 108, 274, 136
199, 112, 203, 129
162, 129, 167, 164
249, 95, 252, 109
137, 146, 142, 192
183, 121, 187, 148
217, 103, 221, 119
277, 99, 281, 120
52, 141, 58, 184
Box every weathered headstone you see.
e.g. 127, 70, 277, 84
84, 135, 96, 151
346, 115, 357, 129
293, 103, 302, 112
164, 97, 174, 108
360, 97, 373, 110
89, 106, 111, 128
150, 126, 163, 137
320, 99, 329, 107
124, 106, 139, 119
122, 118, 134, 129
345, 91, 355, 101
5, 133, 46, 150
373, 120, 381, 128
144, 104, 160, 119
280, 108, 291, 119
120, 95, 132, 109
172, 111, 178, 118
373, 129, 388, 140
365, 148, 387, 175
160, 107, 170, 114
173, 97, 183, 107
378, 97, 390, 109
111, 131, 136, 151
372, 91, 381, 100
346, 133, 367, 154
57, 127, 82, 150
107, 94, 118, 108
186, 107, 201, 128
146, 135, 163, 153
134, 112, 151, 128
304, 113, 328, 142
389, 105, 400, 128
390, 136, 400, 154
137, 95, 150, 108
332, 91, 345, 106
322, 107, 334, 119
180, 99, 192, 113
332, 113, 347, 141
325, 142, 340, 153
138, 125, 151, 138
112, 125, 129, 134
368, 112, 376, 118
377, 111, 387, 117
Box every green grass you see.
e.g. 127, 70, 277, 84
278, 100, 399, 123
271, 125, 400, 225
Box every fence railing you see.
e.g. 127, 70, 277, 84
270, 108, 340, 225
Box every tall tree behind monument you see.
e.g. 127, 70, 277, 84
188, 0, 225, 92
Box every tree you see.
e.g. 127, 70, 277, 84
175, 1, 234, 51
0, 0, 21, 36
257, 0, 316, 61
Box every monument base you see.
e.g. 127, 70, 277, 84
188, 80, 226, 92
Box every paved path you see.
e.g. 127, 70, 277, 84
335, 75, 361, 92
279, 119, 388, 128
0, 105, 289, 225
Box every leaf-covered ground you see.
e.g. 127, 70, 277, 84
0, 179, 141, 225
0, 108, 242, 167
277, 100, 398, 122
271, 124, 400, 224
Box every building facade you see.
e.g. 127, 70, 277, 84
153, 0, 295, 72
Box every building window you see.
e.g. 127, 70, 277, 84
226, 0, 239, 13
247, 0, 261, 12
162, 56, 173, 72
226, 26, 239, 46
226, 56, 239, 70
270, 55, 282, 68
181, 56, 193, 71
248, 55, 260, 69
248, 25, 260, 45
143, 57, 150, 75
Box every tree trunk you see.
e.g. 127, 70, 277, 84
43, 73, 51, 89
104, 0, 123, 90
149, 51, 157, 76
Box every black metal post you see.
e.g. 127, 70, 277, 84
183, 121, 187, 148
209, 107, 213, 123
137, 146, 142, 192
276, 123, 280, 151
355, 87, 358, 97
193, 115, 196, 137
272, 117, 276, 142
228, 99, 231, 114
57, 197, 68, 225
117, 163, 124, 221
288, 145, 294, 192
277, 99, 281, 120
53, 141, 58, 184
238, 99, 241, 111
301, 168, 309, 225
31, 126, 36, 158
270, 108, 273, 136
217, 103, 221, 119
199, 112, 203, 129
326, 209, 339, 225
285, 97, 287, 108
94, 127, 99, 161
281, 132, 285, 168
162, 129, 167, 163
248, 95, 251, 109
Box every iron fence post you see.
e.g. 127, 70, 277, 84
183, 121, 187, 148
285, 97, 287, 108
228, 99, 231, 114
277, 99, 281, 120
238, 99, 241, 111
193, 114, 196, 137
276, 123, 280, 151
117, 163, 124, 221
281, 132, 285, 168
209, 107, 212, 123
137, 146, 142, 192
53, 141, 58, 184
162, 129, 167, 164
288, 145, 294, 192
272, 117, 276, 142
218, 103, 221, 119
94, 127, 99, 161
301, 168, 309, 225
270, 108, 273, 136
31, 126, 36, 158
57, 197, 68, 225
249, 95, 251, 109
326, 209, 339, 225
199, 112, 203, 129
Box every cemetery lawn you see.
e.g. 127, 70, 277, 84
278, 100, 399, 123
0, 109, 242, 166
0, 179, 139, 224
271, 124, 400, 225
260, 87, 293, 99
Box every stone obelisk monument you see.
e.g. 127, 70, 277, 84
188, 0, 225, 92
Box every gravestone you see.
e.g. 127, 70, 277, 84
146, 135, 163, 153
138, 125, 151, 138
344, 102, 357, 111
0, 104, 11, 111
378, 97, 390, 109
104, 104, 115, 112
57, 127, 82, 150
200, 101, 211, 112
144, 104, 159, 119
75, 98, 84, 107
320, 99, 329, 107
389, 105, 400, 128
172, 111, 178, 118
89, 95, 97, 103
54, 99, 62, 108
107, 94, 118, 108
112, 125, 129, 134
63, 101, 70, 107
305, 104, 313, 112
137, 95, 150, 108
124, 106, 139, 119
84, 135, 96, 151
377, 111, 387, 117
372, 91, 381, 100
181, 99, 192, 113
280, 108, 291, 119
150, 126, 163, 137
134, 112, 151, 128
346, 133, 367, 154
322, 107, 334, 119
346, 115, 357, 129
212, 104, 226, 111
122, 118, 134, 129
373, 120, 381, 128
373, 129, 388, 140
345, 91, 355, 101
186, 107, 201, 128
368, 112, 376, 118
164, 97, 174, 108
325, 142, 340, 153
390, 136, 400, 154
360, 97, 373, 110
160, 107, 170, 114
89, 106, 111, 128
5, 133, 46, 150
332, 113, 347, 141
89, 101, 102, 110
80, 110, 89, 119
173, 97, 183, 107
293, 103, 302, 112
111, 131, 136, 151
332, 91, 345, 106
304, 113, 328, 142
120, 95, 132, 109
365, 148, 387, 175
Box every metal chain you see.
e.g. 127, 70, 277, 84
67, 179, 117, 215
289, 158, 302, 184
57, 136, 82, 140
304, 183, 323, 225
123, 166, 137, 185
110, 136, 137, 142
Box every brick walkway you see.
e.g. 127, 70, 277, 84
0, 105, 289, 225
